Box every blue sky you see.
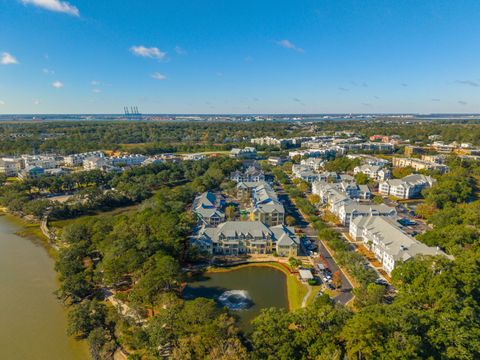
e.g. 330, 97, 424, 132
1, 0, 479, 114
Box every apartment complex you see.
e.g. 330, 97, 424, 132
392, 157, 449, 174
193, 221, 299, 257
350, 216, 448, 275
379, 174, 435, 199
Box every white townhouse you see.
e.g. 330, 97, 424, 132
349, 216, 449, 275
337, 203, 396, 226
300, 157, 324, 171
354, 164, 391, 181
379, 174, 435, 199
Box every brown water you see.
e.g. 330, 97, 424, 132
0, 215, 89, 360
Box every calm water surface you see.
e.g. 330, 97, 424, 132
0, 215, 89, 360
183, 266, 288, 329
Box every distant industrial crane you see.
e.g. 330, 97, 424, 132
123, 106, 141, 120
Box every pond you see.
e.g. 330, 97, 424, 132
183, 265, 288, 330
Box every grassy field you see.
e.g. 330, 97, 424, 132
208, 261, 308, 311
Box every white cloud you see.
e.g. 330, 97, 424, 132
33, 99, 41, 105
91, 80, 100, 86
42, 68, 54, 75
20, 0, 79, 16
52, 80, 64, 88
1, 52, 19, 65
151, 72, 167, 80
130, 46, 166, 60
0, 100, 5, 105
92, 88, 101, 93
276, 39, 304, 52
174, 45, 186, 55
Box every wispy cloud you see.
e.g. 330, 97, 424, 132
276, 39, 304, 52
458, 100, 468, 105
151, 72, 167, 80
91, 80, 100, 86
20, 0, 79, 16
431, 98, 441, 102
52, 80, 63, 88
0, 100, 5, 105
401, 83, 408, 87
33, 99, 40, 105
454, 80, 479, 87
92, 88, 101, 93
338, 87, 349, 92
1, 52, 19, 65
130, 46, 166, 60
42, 68, 54, 75
174, 45, 186, 55
362, 103, 371, 107
292, 97, 305, 105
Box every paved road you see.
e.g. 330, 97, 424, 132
276, 186, 354, 305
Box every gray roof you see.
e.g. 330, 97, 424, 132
198, 221, 298, 246
353, 216, 447, 261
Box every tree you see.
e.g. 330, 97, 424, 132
354, 172, 369, 185
332, 270, 342, 289
373, 195, 384, 205
415, 202, 438, 219
67, 300, 107, 338
392, 166, 414, 179
307, 193, 320, 206
130, 255, 179, 314
225, 205, 236, 220
353, 283, 385, 308
285, 215, 296, 226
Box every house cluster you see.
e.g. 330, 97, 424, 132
349, 215, 448, 275
312, 180, 390, 226
0, 155, 68, 179
191, 165, 299, 257
0, 150, 207, 180
250, 136, 310, 148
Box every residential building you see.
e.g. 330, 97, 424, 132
379, 174, 435, 199
354, 164, 391, 181
64, 151, 105, 166
300, 157, 324, 171
18, 166, 45, 180
392, 157, 449, 173
249, 182, 285, 226
0, 158, 22, 177
182, 153, 207, 161
191, 221, 299, 257
193, 191, 225, 226
110, 154, 146, 166
350, 216, 448, 275
338, 203, 397, 226
229, 147, 257, 159
267, 156, 288, 166
230, 166, 265, 182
